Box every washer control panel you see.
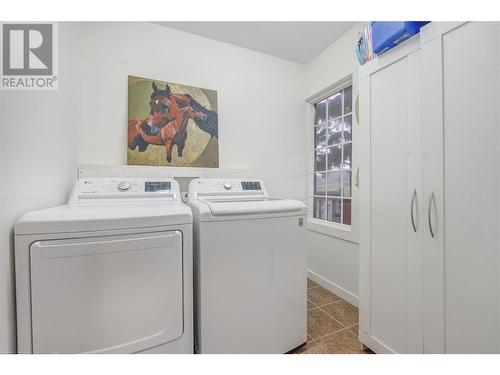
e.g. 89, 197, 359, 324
71, 178, 177, 202
241, 181, 261, 191
187, 178, 266, 200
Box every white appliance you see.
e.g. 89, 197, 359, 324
15, 178, 193, 354
359, 22, 500, 353
187, 178, 307, 354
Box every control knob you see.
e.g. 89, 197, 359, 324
117, 181, 131, 192
223, 182, 232, 190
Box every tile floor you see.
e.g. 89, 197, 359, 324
293, 279, 373, 354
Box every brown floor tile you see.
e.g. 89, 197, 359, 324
307, 308, 344, 340
307, 286, 342, 307
307, 299, 316, 310
348, 324, 359, 336
291, 334, 315, 354
295, 285, 374, 355
322, 300, 359, 327
307, 279, 320, 289
299, 329, 369, 354
292, 344, 309, 354
293, 337, 319, 354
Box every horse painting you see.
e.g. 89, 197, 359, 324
127, 76, 219, 167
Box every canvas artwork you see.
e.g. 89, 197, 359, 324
127, 75, 219, 167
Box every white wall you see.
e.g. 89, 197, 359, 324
78, 22, 308, 201
306, 23, 364, 96
304, 23, 364, 303
0, 23, 82, 352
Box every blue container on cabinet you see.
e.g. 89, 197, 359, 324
371, 21, 430, 55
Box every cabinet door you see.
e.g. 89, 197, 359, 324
422, 22, 500, 353
359, 47, 423, 353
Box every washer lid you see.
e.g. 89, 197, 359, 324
205, 197, 305, 216
187, 178, 307, 221
189, 197, 306, 221
15, 202, 192, 235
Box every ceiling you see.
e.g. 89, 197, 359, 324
154, 22, 357, 63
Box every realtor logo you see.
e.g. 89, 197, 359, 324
0, 22, 58, 90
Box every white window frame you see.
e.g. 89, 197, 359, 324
306, 75, 359, 244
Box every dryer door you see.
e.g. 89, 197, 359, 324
30, 230, 183, 353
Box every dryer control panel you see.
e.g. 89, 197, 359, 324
69, 178, 180, 202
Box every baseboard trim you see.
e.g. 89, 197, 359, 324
307, 270, 359, 307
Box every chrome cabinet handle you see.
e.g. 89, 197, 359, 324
428, 192, 436, 238
355, 167, 360, 188
410, 189, 417, 232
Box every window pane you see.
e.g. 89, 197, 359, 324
343, 143, 352, 169
314, 173, 327, 195
343, 114, 352, 142
314, 124, 327, 149
313, 84, 353, 227
326, 198, 342, 223
328, 92, 342, 119
328, 119, 343, 145
315, 149, 327, 171
313, 197, 326, 220
314, 100, 327, 124
326, 171, 341, 196
343, 199, 352, 225
327, 145, 342, 170
342, 170, 352, 197
344, 86, 352, 114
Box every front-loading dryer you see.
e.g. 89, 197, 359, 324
187, 178, 307, 354
14, 178, 193, 354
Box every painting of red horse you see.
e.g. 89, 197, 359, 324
127, 75, 218, 167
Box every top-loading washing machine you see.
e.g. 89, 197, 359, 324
186, 178, 307, 354
14, 177, 193, 354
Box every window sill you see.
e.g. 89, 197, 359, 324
307, 218, 358, 244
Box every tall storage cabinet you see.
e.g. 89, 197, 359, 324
359, 22, 500, 354
358, 36, 423, 354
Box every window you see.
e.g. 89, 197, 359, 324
312, 85, 352, 226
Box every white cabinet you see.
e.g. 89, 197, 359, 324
359, 22, 500, 353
